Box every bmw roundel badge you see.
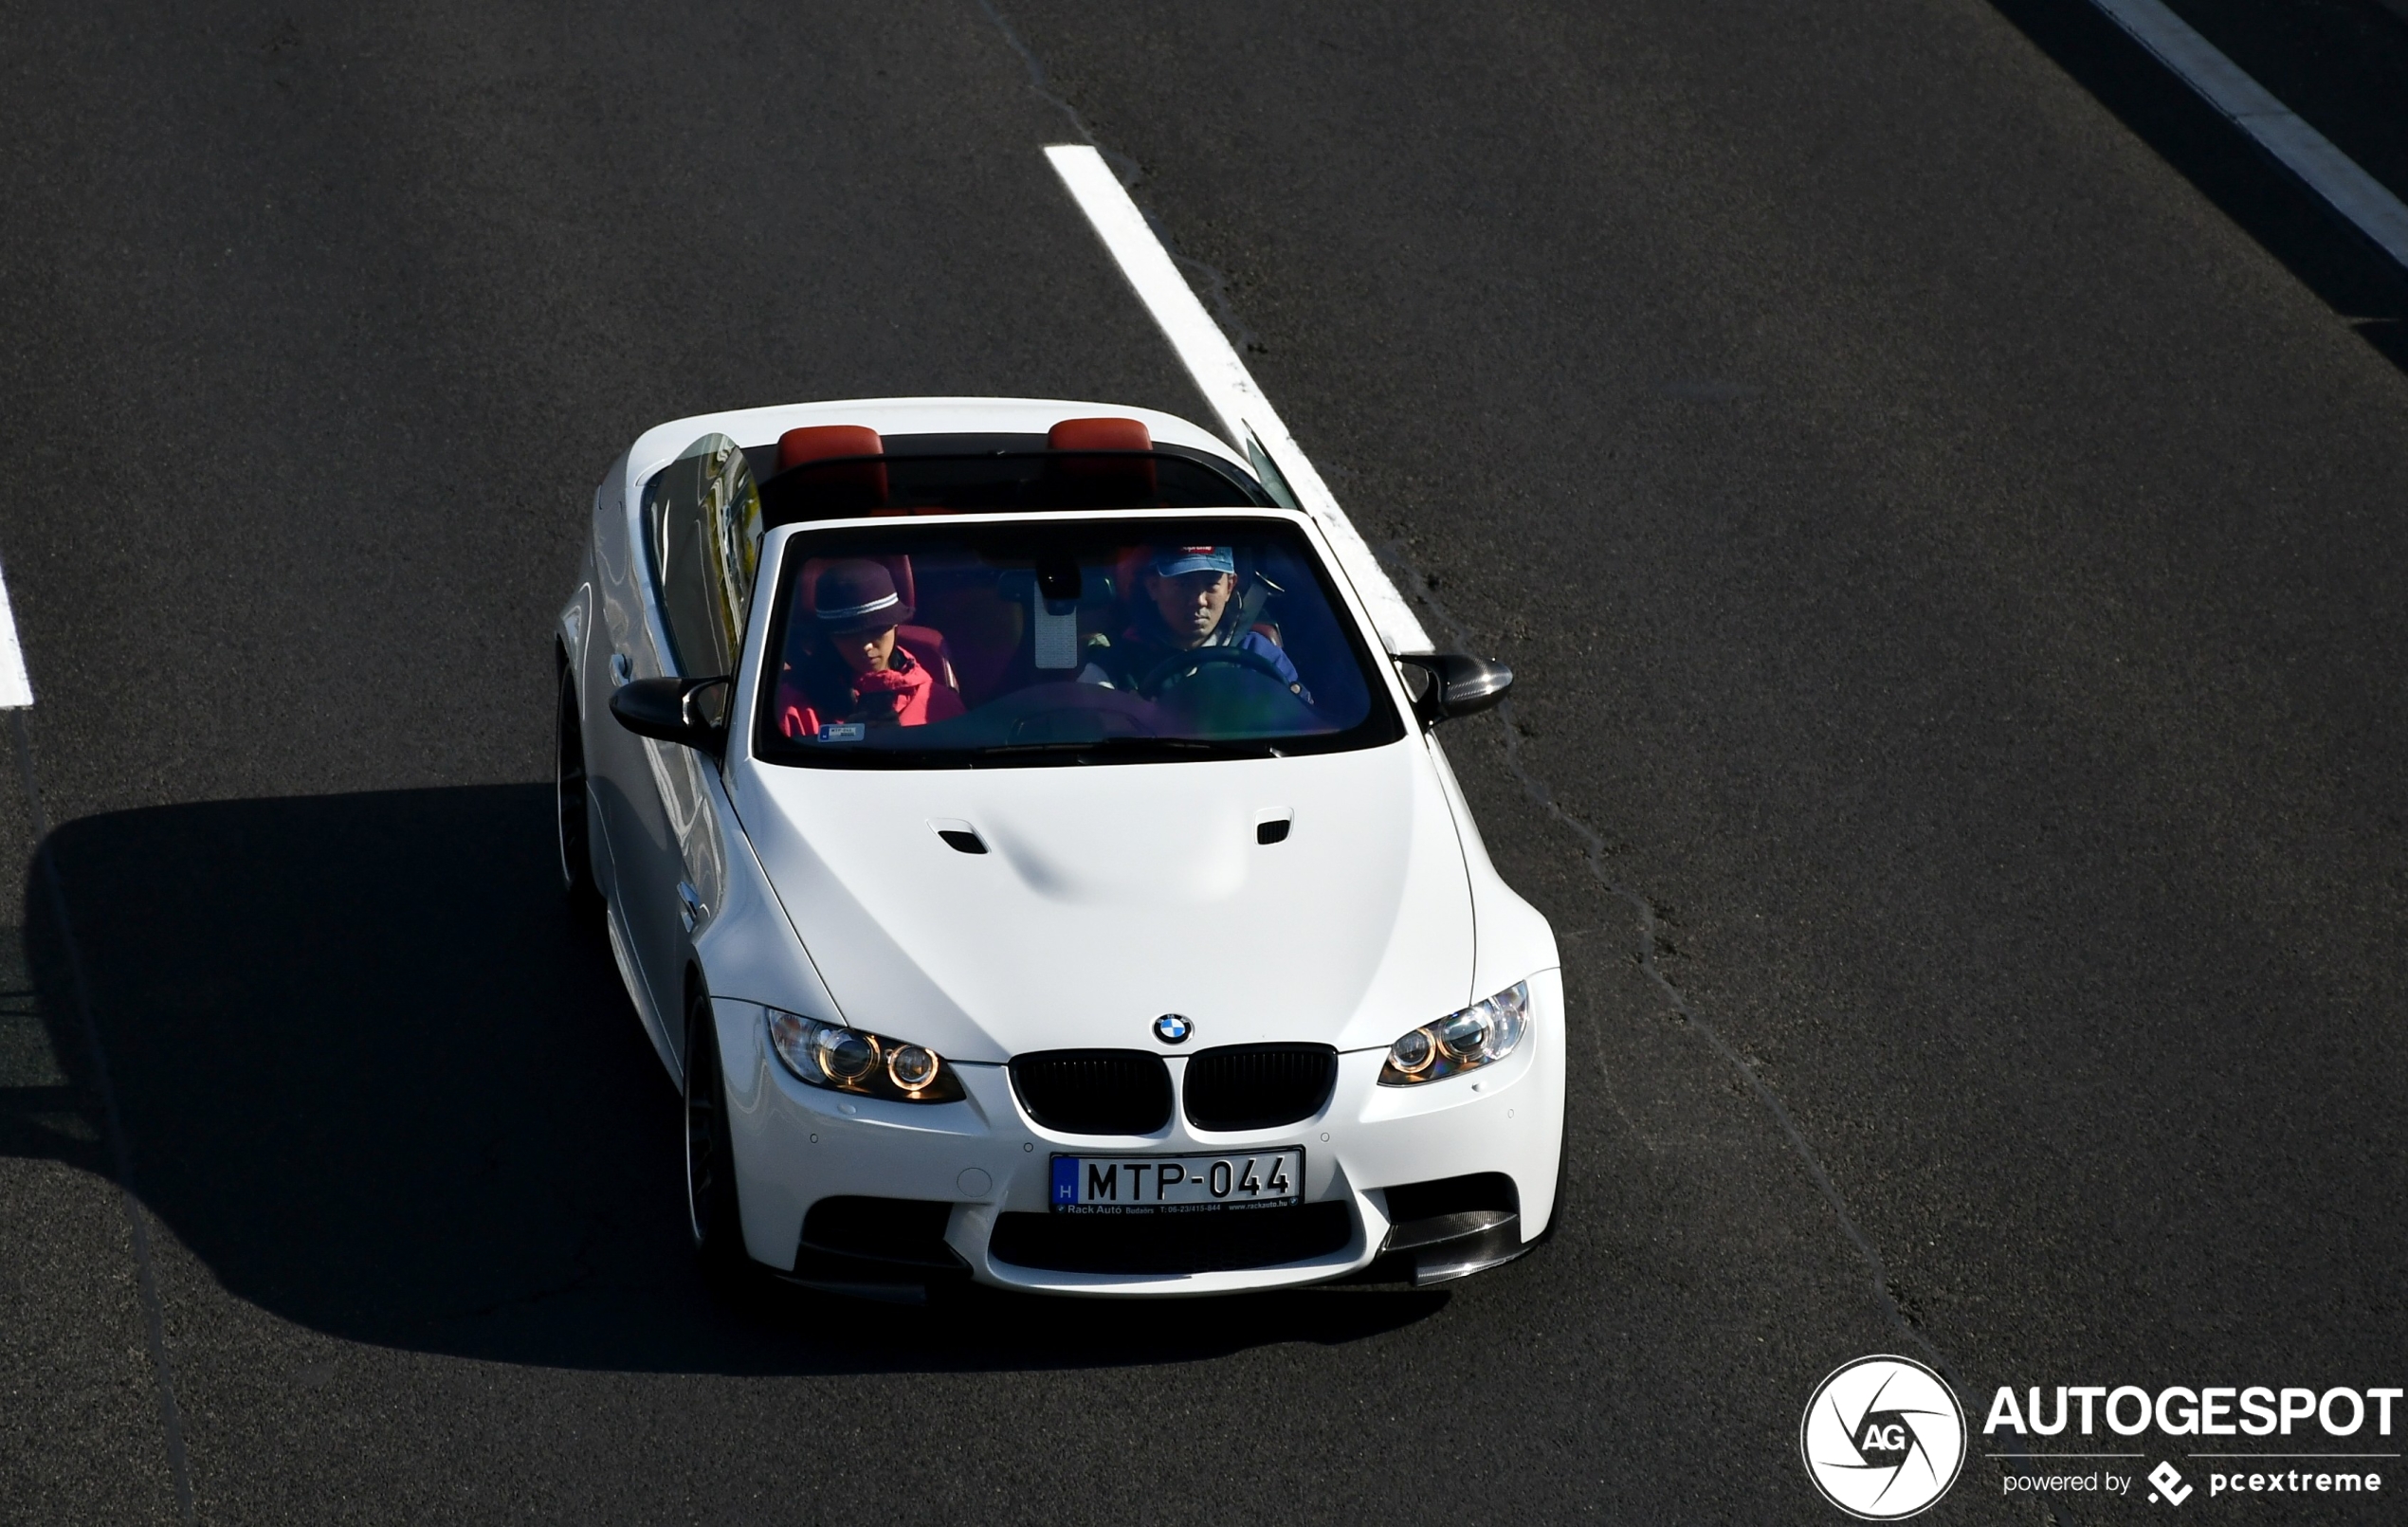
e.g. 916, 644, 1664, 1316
1153, 1013, 1193, 1045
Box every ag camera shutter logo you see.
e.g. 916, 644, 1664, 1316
1801, 1355, 1968, 1519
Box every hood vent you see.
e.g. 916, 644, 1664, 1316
1010, 1049, 1172, 1135
930, 818, 988, 854
1181, 1044, 1338, 1132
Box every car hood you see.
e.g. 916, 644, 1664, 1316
735, 739, 1475, 1063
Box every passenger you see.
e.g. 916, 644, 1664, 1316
777, 560, 963, 738
1084, 545, 1305, 696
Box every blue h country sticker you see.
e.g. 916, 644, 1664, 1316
1051, 1156, 1078, 1205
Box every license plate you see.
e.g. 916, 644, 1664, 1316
1049, 1149, 1304, 1214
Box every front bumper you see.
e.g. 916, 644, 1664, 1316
708, 969, 1566, 1297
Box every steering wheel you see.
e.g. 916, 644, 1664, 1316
1139, 644, 1294, 698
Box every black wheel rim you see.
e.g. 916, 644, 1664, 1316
556, 667, 590, 893
684, 1027, 725, 1245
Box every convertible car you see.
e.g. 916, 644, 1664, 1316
555, 397, 1562, 1298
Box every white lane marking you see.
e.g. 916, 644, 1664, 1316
1044, 143, 1432, 653
0, 556, 33, 708
2090, 0, 2408, 269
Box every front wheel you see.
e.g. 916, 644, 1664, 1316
684, 989, 751, 1280
556, 658, 602, 918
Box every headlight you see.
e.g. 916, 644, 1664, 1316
1378, 982, 1528, 1086
767, 1009, 965, 1103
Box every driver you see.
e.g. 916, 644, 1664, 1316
1082, 545, 1305, 697
775, 559, 963, 739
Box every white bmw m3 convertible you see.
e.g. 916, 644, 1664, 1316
555, 397, 1562, 1299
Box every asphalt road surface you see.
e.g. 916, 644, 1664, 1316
4, 2, 2406, 1522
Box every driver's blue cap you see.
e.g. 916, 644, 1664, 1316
1151, 545, 1235, 579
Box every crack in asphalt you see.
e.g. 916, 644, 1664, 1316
972, 8, 2057, 1510
1396, 553, 2063, 1513
973, 0, 1944, 1363
1385, 554, 1953, 1379
1549, 923, 1662, 1151
975, 0, 1267, 355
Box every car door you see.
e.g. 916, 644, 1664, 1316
599, 433, 759, 1060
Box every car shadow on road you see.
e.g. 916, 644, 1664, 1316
17, 784, 1444, 1374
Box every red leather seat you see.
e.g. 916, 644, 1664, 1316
1048, 417, 1152, 452
1048, 416, 1158, 508
779, 424, 884, 470
792, 554, 957, 693
777, 425, 889, 509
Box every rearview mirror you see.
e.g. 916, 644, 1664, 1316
610, 676, 730, 753
1396, 653, 1513, 725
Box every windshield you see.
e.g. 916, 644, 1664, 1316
751, 518, 1404, 767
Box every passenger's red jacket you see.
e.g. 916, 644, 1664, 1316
778, 643, 963, 738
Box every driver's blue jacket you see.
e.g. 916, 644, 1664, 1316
1079, 618, 1304, 695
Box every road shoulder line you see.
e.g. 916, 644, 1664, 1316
1042, 143, 1432, 653
1035, 127, 1955, 1389
2091, 0, 2408, 267
0, 555, 34, 709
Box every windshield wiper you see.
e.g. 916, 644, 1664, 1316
966, 736, 1276, 764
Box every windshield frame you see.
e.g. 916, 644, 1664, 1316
742, 508, 1410, 770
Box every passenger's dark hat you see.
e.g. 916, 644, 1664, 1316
812, 559, 913, 635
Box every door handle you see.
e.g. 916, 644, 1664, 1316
610, 652, 633, 688
677, 882, 709, 934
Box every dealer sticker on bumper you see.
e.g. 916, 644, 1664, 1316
1049, 1149, 1303, 1214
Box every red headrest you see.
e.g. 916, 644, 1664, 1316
1115, 547, 1154, 608
779, 425, 885, 470
1048, 417, 1152, 452
1049, 417, 1158, 506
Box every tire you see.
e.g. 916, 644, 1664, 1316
556, 657, 603, 918
684, 988, 753, 1282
